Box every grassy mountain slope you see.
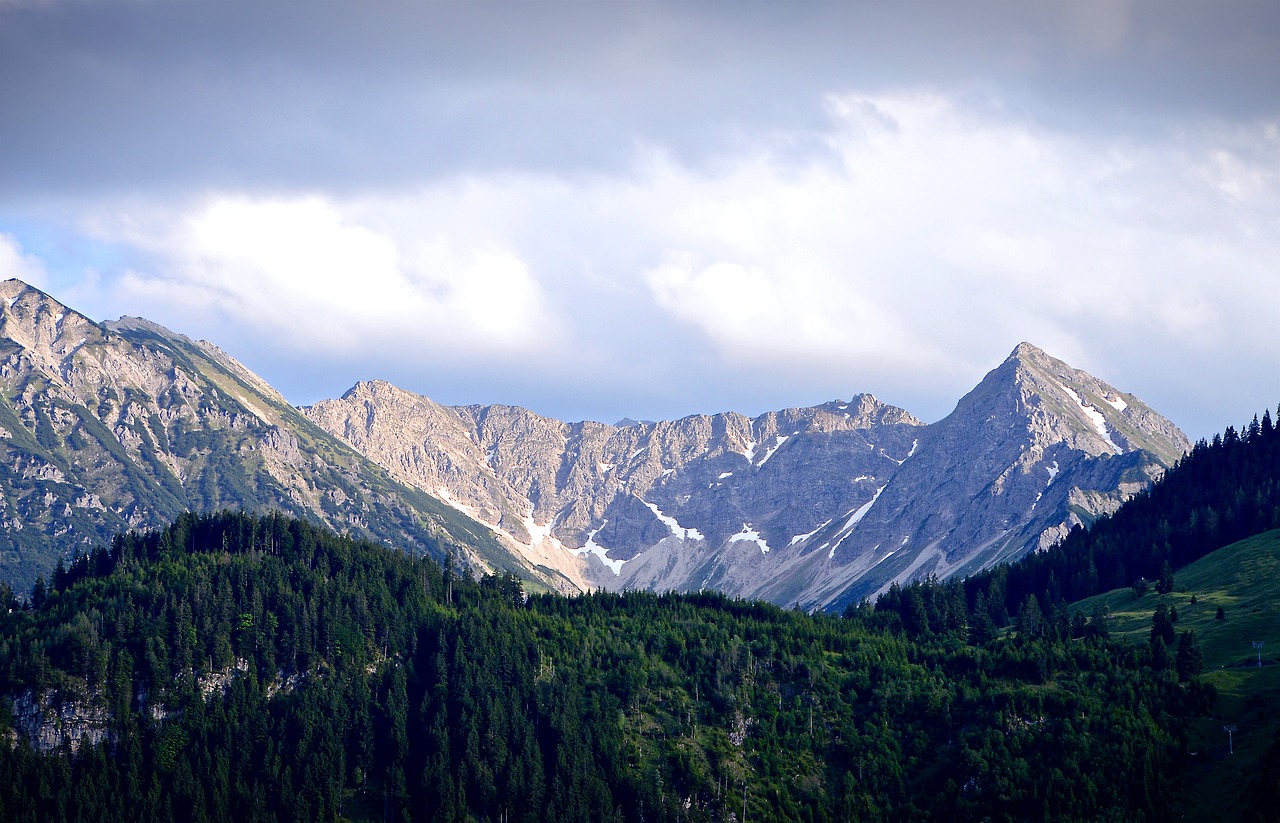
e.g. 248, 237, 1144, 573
1072, 529, 1280, 668
1070, 530, 1280, 822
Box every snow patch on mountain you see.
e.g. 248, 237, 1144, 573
839, 485, 887, 534
1059, 385, 1124, 453
576, 523, 625, 575
729, 524, 771, 554
790, 519, 832, 546
642, 501, 705, 541
758, 435, 788, 466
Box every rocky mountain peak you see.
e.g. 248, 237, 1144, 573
992, 341, 1189, 464
1008, 340, 1053, 364
0, 280, 103, 380
0, 284, 525, 594
0, 279, 1196, 611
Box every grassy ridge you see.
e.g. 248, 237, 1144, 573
1071, 530, 1280, 822
1072, 529, 1280, 669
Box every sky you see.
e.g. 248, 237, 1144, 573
1, 0, 1278, 440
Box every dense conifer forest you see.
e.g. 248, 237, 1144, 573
0, 510, 1208, 822
3, 405, 1279, 821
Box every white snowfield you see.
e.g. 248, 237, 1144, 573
729, 524, 771, 554
1060, 384, 1124, 454
642, 500, 705, 542
576, 523, 626, 575
758, 435, 789, 466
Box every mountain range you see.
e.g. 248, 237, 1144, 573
0, 278, 1190, 607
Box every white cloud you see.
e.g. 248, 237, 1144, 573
102, 196, 558, 358
55, 88, 1280, 434
629, 92, 1280, 386
0, 233, 47, 286
644, 254, 910, 366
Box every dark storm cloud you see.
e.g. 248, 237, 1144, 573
3, 0, 1277, 198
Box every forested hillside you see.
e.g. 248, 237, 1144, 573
0, 511, 1206, 822
863, 406, 1280, 822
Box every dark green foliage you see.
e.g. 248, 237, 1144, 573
1175, 631, 1204, 681
0, 512, 1207, 821
1151, 604, 1175, 646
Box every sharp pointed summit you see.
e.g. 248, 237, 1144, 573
305, 342, 1189, 611
761, 342, 1191, 608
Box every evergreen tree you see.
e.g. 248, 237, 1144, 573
0, 510, 1211, 823
1176, 631, 1204, 681
1150, 604, 1176, 646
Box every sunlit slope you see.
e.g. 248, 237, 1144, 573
1071, 529, 1280, 668
1071, 529, 1280, 822
0, 279, 527, 593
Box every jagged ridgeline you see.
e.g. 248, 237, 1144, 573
0, 279, 529, 595
1, 511, 1203, 821
0, 278, 1192, 610
304, 343, 1191, 610
959, 404, 1280, 620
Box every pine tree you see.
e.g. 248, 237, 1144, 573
1016, 594, 1044, 638
1176, 631, 1204, 681
1151, 604, 1175, 646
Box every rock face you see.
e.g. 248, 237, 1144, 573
8, 689, 109, 754
304, 385, 924, 594
744, 342, 1192, 609
305, 343, 1191, 610
0, 279, 522, 594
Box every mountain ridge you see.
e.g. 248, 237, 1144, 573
0, 278, 1191, 608
304, 341, 1190, 609
0, 278, 533, 593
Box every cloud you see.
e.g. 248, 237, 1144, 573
644, 255, 910, 366
0, 233, 47, 286
24, 86, 1280, 436
1060, 0, 1135, 54
5, 0, 1280, 201
641, 91, 1279, 345
103, 196, 558, 359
